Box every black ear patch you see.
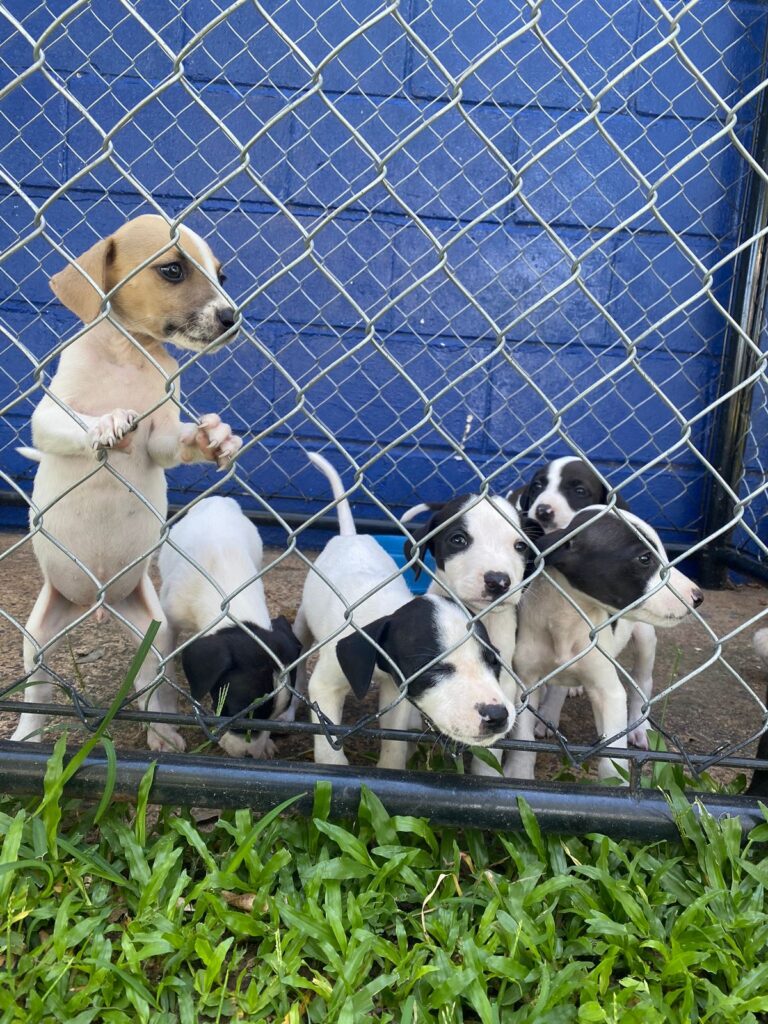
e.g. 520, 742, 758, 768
182, 635, 233, 700
336, 615, 393, 699
403, 503, 445, 579
268, 616, 302, 681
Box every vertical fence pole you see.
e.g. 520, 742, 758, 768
700, 34, 768, 588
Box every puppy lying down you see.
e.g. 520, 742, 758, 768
159, 496, 301, 757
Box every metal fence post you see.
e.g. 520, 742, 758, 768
700, 35, 768, 589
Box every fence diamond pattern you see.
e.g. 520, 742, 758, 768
0, 0, 767, 784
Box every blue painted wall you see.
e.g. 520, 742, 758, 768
0, 0, 766, 554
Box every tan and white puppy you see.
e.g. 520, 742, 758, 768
12, 215, 242, 751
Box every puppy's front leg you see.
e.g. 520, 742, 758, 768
503, 687, 540, 780
148, 414, 242, 470
31, 398, 138, 457
582, 654, 629, 781
308, 653, 350, 766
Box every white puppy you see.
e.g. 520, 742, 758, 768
401, 494, 529, 774
11, 215, 242, 751
294, 454, 515, 769
158, 496, 301, 757
509, 506, 703, 780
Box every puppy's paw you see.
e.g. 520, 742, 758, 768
147, 723, 186, 753
219, 730, 275, 759
180, 413, 243, 469
89, 409, 139, 453
534, 718, 555, 739
627, 723, 650, 750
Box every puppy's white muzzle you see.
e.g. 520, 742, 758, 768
628, 567, 702, 626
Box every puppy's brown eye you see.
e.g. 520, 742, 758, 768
157, 262, 184, 283
514, 540, 527, 553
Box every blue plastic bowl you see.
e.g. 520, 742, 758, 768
373, 533, 435, 595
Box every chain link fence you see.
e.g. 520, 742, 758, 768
1, 0, 767, 831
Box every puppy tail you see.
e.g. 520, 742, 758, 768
400, 502, 431, 525
16, 446, 42, 463
754, 629, 768, 666
309, 453, 356, 537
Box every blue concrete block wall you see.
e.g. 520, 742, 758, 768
0, 0, 766, 557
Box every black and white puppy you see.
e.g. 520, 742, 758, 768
513, 455, 628, 531
293, 455, 515, 769
159, 496, 301, 757
747, 629, 768, 797
510, 506, 702, 780
401, 495, 529, 773
511, 456, 656, 750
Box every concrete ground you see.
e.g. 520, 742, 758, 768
1, 530, 767, 787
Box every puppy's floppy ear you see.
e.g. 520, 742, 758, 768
181, 634, 233, 700
50, 236, 116, 323
403, 504, 444, 579
521, 516, 545, 579
506, 482, 527, 512
265, 616, 302, 681
336, 615, 392, 700
597, 478, 629, 512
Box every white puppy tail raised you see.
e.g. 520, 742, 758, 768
309, 453, 357, 537
16, 446, 42, 462
400, 502, 431, 525
754, 628, 768, 665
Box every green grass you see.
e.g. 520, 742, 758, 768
2, 629, 766, 1022
1, 764, 768, 1023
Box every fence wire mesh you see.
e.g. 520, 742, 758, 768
1, 0, 768, 802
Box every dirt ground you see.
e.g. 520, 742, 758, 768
1, 529, 767, 786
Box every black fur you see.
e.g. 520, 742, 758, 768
541, 509, 659, 611
403, 497, 475, 578
182, 616, 301, 729
336, 596, 500, 702
518, 458, 628, 517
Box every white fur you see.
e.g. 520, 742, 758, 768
520, 458, 659, 752
510, 507, 700, 781
297, 454, 514, 769
522, 455, 575, 528
11, 228, 242, 752
158, 496, 290, 757
415, 495, 526, 776
754, 629, 768, 665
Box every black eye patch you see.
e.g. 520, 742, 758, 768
404, 659, 455, 699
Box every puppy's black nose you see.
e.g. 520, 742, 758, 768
217, 306, 236, 331
536, 504, 554, 523
477, 703, 509, 729
484, 571, 511, 596
691, 588, 703, 608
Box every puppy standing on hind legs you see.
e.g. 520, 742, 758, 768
12, 215, 242, 752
